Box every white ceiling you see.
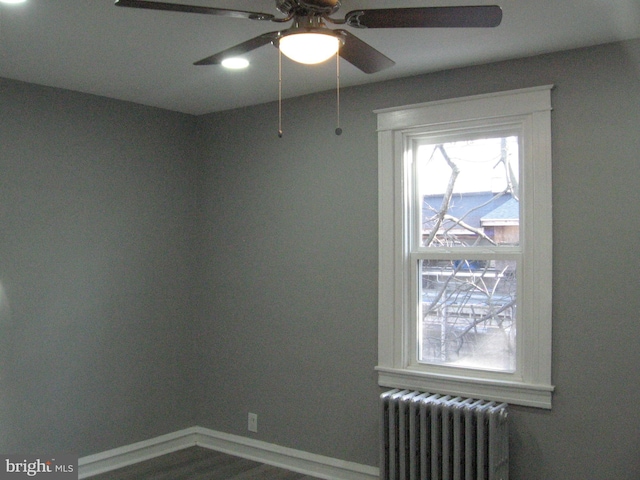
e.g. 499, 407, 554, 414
0, 0, 639, 115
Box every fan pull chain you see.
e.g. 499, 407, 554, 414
335, 50, 342, 136
278, 48, 283, 138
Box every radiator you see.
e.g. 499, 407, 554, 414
380, 389, 509, 480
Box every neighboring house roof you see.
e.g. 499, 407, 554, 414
423, 192, 515, 231
481, 198, 519, 226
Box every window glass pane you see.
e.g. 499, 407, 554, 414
418, 259, 517, 372
418, 136, 519, 248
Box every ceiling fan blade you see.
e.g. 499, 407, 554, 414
344, 6, 502, 29
114, 0, 275, 21
335, 30, 395, 74
194, 32, 281, 65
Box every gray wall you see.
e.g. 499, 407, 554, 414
1, 38, 640, 479
0, 79, 200, 454
196, 40, 640, 479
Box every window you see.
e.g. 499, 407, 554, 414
376, 86, 554, 408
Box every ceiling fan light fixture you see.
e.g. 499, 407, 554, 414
278, 31, 341, 65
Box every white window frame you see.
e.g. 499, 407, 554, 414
376, 86, 554, 409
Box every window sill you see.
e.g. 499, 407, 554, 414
376, 366, 554, 409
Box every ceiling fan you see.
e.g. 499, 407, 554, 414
115, 0, 502, 73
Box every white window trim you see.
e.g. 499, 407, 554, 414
376, 86, 554, 409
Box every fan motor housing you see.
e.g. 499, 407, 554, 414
276, 0, 341, 16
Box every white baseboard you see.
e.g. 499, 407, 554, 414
193, 427, 379, 480
78, 427, 199, 478
78, 426, 379, 480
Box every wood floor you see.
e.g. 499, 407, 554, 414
88, 447, 325, 480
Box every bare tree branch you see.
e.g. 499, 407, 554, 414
442, 214, 497, 245
441, 189, 509, 243
495, 136, 519, 200
424, 145, 459, 246
456, 298, 516, 338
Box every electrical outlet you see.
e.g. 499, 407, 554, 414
248, 412, 258, 433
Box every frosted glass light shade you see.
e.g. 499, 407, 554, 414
279, 33, 340, 65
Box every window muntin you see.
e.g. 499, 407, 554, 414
376, 86, 554, 408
